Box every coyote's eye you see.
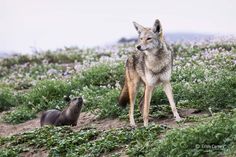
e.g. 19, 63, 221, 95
147, 37, 152, 41
140, 38, 143, 40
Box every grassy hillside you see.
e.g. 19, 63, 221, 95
0, 37, 236, 156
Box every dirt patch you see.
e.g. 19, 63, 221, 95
0, 108, 206, 137
0, 110, 41, 137
179, 108, 206, 116
0, 112, 129, 137
0, 118, 40, 137
73, 112, 129, 131
0, 109, 207, 157
20, 149, 48, 157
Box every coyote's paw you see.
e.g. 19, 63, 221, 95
130, 124, 137, 129
175, 117, 182, 122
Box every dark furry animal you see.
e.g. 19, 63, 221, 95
40, 97, 83, 126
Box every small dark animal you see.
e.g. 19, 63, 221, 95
40, 97, 83, 126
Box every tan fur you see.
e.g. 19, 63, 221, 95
119, 19, 181, 127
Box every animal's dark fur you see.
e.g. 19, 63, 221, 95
40, 97, 83, 127
118, 78, 129, 108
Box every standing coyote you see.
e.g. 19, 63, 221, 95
119, 19, 181, 127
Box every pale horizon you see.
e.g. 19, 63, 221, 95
1, 0, 236, 53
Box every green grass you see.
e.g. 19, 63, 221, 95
0, 40, 236, 156
0, 47, 85, 68
147, 112, 236, 157
1, 112, 236, 156
0, 88, 20, 112
2, 62, 236, 124
2, 106, 37, 124
75, 62, 124, 87
2, 79, 72, 124
24, 79, 72, 110
0, 125, 164, 157
1, 63, 125, 124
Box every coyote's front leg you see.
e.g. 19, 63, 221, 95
143, 85, 154, 127
163, 82, 181, 121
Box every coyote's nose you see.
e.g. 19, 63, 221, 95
136, 45, 141, 50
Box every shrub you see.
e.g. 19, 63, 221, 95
0, 48, 84, 68
0, 88, 19, 111
77, 63, 124, 87
150, 75, 236, 111
147, 112, 236, 157
24, 79, 72, 111
97, 89, 126, 118
73, 86, 126, 118
0, 125, 164, 156
74, 86, 111, 111
3, 106, 36, 124
0, 148, 18, 157
43, 51, 83, 64
2, 80, 72, 124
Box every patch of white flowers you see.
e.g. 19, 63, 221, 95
0, 36, 235, 90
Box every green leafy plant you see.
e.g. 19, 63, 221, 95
0, 88, 19, 111
3, 106, 36, 124
147, 112, 236, 157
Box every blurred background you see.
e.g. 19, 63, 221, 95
0, 0, 236, 55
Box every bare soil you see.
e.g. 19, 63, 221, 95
0, 108, 207, 157
0, 108, 205, 137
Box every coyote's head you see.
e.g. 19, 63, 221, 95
133, 19, 164, 53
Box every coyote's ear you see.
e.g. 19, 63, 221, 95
133, 21, 144, 34
152, 19, 162, 34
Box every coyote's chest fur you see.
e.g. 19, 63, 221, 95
130, 47, 172, 86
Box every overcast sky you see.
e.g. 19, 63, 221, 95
1, 0, 236, 53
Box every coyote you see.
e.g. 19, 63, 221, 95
118, 19, 181, 127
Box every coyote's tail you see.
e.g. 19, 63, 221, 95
118, 79, 129, 108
